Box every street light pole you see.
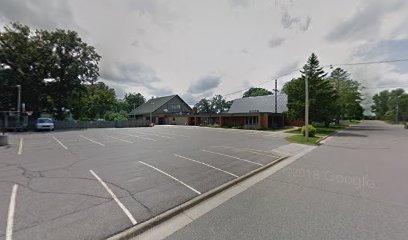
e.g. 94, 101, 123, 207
305, 75, 309, 142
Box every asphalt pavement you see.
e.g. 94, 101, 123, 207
0, 125, 289, 240
166, 121, 408, 240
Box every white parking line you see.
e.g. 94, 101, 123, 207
136, 132, 174, 139
139, 161, 201, 195
174, 154, 238, 178
102, 134, 133, 143
214, 146, 278, 158
157, 131, 190, 138
79, 135, 105, 147
52, 136, 68, 150
17, 138, 23, 155
90, 170, 137, 225
201, 149, 263, 166
119, 133, 157, 142
6, 184, 18, 240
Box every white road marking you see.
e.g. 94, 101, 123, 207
139, 161, 201, 195
79, 135, 105, 147
217, 146, 274, 154
17, 138, 23, 155
246, 150, 279, 158
102, 134, 133, 143
215, 146, 278, 158
201, 149, 263, 166
52, 136, 68, 150
6, 184, 18, 240
136, 132, 174, 139
119, 133, 157, 141
89, 170, 137, 225
173, 154, 238, 178
158, 131, 190, 138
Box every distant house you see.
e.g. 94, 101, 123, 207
188, 94, 288, 129
128, 95, 193, 125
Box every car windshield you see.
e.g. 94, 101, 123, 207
38, 119, 52, 123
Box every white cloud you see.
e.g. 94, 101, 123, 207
1, 0, 408, 110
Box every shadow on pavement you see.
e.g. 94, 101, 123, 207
335, 132, 367, 137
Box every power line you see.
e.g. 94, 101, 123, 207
222, 57, 408, 98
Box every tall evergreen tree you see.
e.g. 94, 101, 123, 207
283, 53, 337, 126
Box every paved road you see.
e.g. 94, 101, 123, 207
0, 126, 289, 240
166, 121, 408, 240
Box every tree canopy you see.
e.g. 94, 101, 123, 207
242, 87, 272, 98
0, 22, 146, 121
194, 95, 232, 114
282, 53, 364, 125
372, 88, 408, 122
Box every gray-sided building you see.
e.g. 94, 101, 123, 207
128, 95, 193, 125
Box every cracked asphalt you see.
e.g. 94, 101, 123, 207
0, 126, 289, 240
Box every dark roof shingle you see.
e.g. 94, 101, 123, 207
129, 95, 176, 115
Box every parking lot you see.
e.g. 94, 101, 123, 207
0, 126, 290, 240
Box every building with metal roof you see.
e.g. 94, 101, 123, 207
228, 94, 288, 114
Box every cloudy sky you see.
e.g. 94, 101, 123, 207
1, 0, 408, 110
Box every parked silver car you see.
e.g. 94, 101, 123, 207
35, 118, 55, 131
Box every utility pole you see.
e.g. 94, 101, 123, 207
396, 96, 400, 123
305, 75, 309, 142
274, 79, 278, 113
16, 85, 21, 129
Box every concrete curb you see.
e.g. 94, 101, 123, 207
107, 154, 288, 240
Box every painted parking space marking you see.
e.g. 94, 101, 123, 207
17, 137, 23, 155
139, 161, 201, 195
79, 135, 105, 147
52, 136, 68, 150
102, 134, 133, 143
214, 146, 279, 158
135, 132, 174, 139
90, 170, 137, 225
173, 154, 238, 178
6, 184, 18, 240
119, 133, 157, 142
155, 131, 190, 138
201, 149, 263, 166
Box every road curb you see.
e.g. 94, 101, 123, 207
107, 154, 288, 240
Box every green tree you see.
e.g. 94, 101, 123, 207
283, 53, 337, 126
371, 89, 408, 122
72, 82, 116, 120
243, 87, 272, 98
0, 23, 48, 113
39, 28, 101, 119
0, 23, 101, 119
195, 98, 212, 113
211, 94, 231, 113
371, 90, 390, 119
329, 68, 364, 122
123, 93, 145, 113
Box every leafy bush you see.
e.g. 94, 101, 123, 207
301, 125, 316, 137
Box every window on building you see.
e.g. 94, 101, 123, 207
246, 116, 258, 125
170, 104, 181, 112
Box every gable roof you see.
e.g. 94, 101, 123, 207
228, 94, 288, 114
129, 95, 176, 115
